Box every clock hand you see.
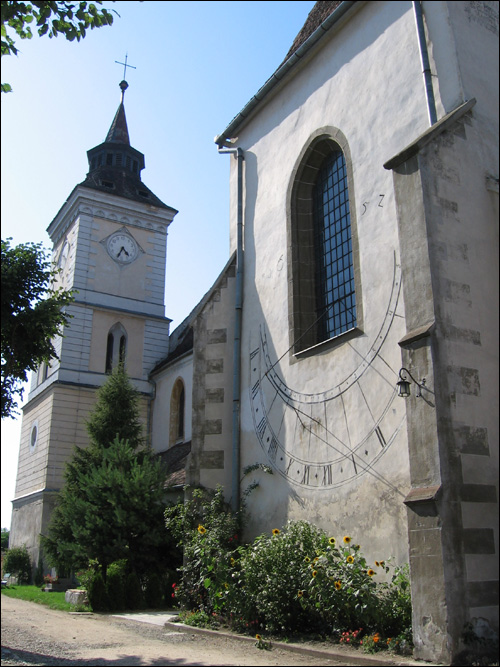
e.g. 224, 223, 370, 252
117, 246, 129, 258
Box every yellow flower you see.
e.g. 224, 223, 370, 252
343, 536, 351, 544
312, 570, 318, 578
297, 590, 304, 598
375, 561, 380, 567
346, 555, 354, 564
272, 528, 280, 536
313, 557, 319, 563
197, 524, 206, 535
334, 580, 342, 590
379, 560, 385, 567
329, 537, 336, 545
230, 557, 235, 565
304, 556, 311, 563
367, 569, 375, 577
256, 634, 261, 640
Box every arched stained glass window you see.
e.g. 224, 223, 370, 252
288, 130, 361, 355
313, 150, 356, 340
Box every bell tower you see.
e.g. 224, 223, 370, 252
9, 81, 177, 570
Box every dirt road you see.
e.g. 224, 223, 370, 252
1, 595, 364, 666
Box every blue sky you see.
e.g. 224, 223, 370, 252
1, 0, 317, 529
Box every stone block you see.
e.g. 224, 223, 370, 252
65, 589, 88, 607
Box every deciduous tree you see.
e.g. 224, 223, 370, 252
1, 238, 74, 419
1, 1, 117, 92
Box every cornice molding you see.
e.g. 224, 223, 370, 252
47, 186, 177, 245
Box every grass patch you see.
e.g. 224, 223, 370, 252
1, 585, 83, 612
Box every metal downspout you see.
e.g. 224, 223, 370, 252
218, 146, 244, 514
413, 1, 438, 125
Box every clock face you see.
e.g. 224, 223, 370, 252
107, 233, 138, 264
57, 241, 70, 269
249, 253, 406, 489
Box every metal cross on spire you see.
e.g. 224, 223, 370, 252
115, 53, 137, 81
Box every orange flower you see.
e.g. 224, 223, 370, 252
373, 633, 380, 643
272, 528, 280, 536
367, 569, 375, 577
343, 536, 351, 544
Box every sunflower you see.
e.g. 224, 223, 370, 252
329, 537, 336, 546
343, 536, 351, 544
272, 528, 280, 536
375, 561, 380, 567
197, 524, 206, 535
346, 555, 354, 564
334, 580, 342, 590
367, 569, 375, 577
230, 557, 236, 565
256, 634, 262, 640
297, 590, 304, 598
312, 570, 318, 578
304, 556, 311, 563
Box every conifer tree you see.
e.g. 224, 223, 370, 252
42, 365, 180, 578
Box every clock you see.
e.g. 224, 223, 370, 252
249, 252, 406, 490
57, 240, 70, 269
106, 232, 139, 265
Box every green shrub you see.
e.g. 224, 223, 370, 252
106, 559, 127, 611
229, 521, 328, 634
166, 488, 413, 646
3, 545, 32, 584
376, 563, 412, 637
87, 570, 107, 611
300, 534, 382, 632
125, 571, 143, 610
164, 485, 242, 614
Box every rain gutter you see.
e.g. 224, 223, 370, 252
413, 1, 438, 125
217, 147, 244, 514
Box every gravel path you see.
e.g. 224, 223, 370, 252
0, 595, 356, 666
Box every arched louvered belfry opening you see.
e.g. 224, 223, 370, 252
105, 322, 128, 373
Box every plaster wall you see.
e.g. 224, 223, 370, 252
222, 1, 432, 565
9, 491, 58, 571
14, 392, 55, 497
151, 353, 193, 454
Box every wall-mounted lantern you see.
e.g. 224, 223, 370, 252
397, 367, 426, 398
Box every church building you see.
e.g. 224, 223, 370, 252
10, 2, 498, 664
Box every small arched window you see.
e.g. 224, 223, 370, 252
105, 323, 128, 373
169, 378, 186, 446
288, 130, 361, 354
